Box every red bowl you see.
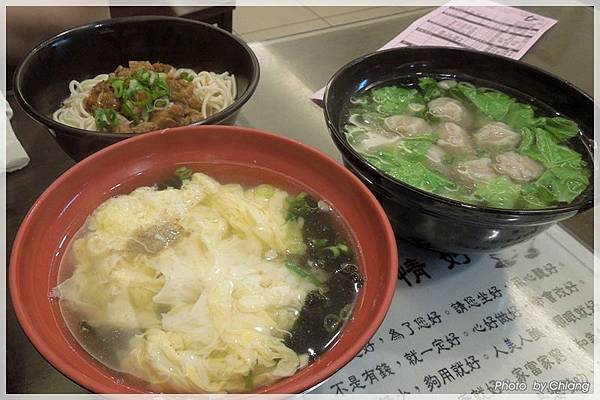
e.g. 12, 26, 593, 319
9, 125, 398, 394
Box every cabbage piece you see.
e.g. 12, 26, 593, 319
475, 176, 521, 209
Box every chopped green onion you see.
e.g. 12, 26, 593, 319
175, 167, 194, 182
309, 238, 329, 248
322, 243, 351, 258
141, 103, 153, 122
121, 100, 137, 121
131, 88, 152, 107
133, 69, 157, 86
285, 261, 322, 286
115, 68, 172, 127
153, 97, 169, 108
179, 72, 194, 82
110, 78, 125, 98
151, 76, 170, 99
93, 108, 119, 132
286, 192, 316, 221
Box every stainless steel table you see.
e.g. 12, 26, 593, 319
5, 6, 594, 393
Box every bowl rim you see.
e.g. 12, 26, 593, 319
323, 45, 595, 217
9, 125, 398, 394
13, 15, 261, 139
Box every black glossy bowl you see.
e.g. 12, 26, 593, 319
14, 16, 260, 161
324, 47, 594, 253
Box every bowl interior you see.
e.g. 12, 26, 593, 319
10, 125, 397, 394
325, 47, 594, 213
15, 17, 258, 130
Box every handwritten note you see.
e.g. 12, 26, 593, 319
311, 2, 557, 102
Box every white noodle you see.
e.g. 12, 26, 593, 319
53, 67, 236, 132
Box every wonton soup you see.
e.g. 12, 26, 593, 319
55, 168, 362, 393
343, 77, 591, 209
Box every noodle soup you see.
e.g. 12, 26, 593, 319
56, 168, 362, 393
53, 61, 236, 134
343, 77, 591, 209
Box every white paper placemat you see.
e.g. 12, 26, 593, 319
311, 225, 594, 395
311, 2, 557, 102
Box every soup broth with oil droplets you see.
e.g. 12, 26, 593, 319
56, 168, 362, 393
344, 77, 591, 209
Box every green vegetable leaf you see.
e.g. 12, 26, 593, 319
418, 77, 446, 102
93, 108, 119, 132
520, 184, 551, 209
285, 261, 322, 286
475, 176, 522, 209
501, 102, 536, 130
452, 82, 514, 120
525, 166, 590, 204
363, 149, 457, 194
371, 86, 425, 115
519, 127, 585, 170
175, 167, 194, 182
395, 133, 438, 161
537, 116, 579, 142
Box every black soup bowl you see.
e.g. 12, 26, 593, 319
324, 47, 594, 253
14, 16, 260, 161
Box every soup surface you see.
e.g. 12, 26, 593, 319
56, 169, 361, 393
53, 60, 236, 134
344, 77, 590, 209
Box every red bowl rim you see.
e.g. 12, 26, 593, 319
9, 125, 398, 394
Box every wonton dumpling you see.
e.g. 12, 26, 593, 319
384, 115, 432, 137
356, 131, 401, 152
427, 97, 473, 128
455, 158, 498, 185
435, 122, 476, 157
494, 151, 544, 183
424, 144, 449, 174
474, 122, 521, 151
